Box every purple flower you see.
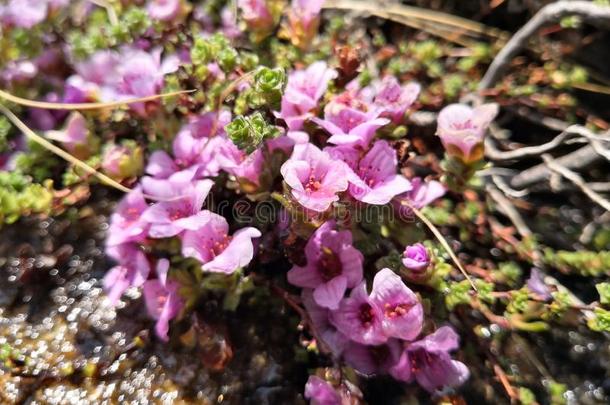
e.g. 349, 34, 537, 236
73, 50, 120, 87
343, 339, 402, 376
276, 61, 337, 131
402, 243, 430, 273
393, 177, 446, 219
347, 140, 412, 205
106, 187, 150, 247
372, 77, 420, 123
45, 112, 88, 156
104, 244, 151, 305
313, 101, 389, 148
437, 103, 498, 163
181, 213, 261, 274
146, 112, 231, 180
280, 143, 350, 212
147, 0, 185, 22
221, 6, 242, 39
0, 134, 24, 171
330, 281, 386, 345
526, 268, 552, 301
143, 259, 184, 341
288, 221, 363, 309
0, 60, 37, 85
140, 177, 214, 238
106, 48, 179, 115
2, 0, 48, 28
369, 268, 423, 341
390, 326, 470, 392
302, 290, 348, 356
304, 376, 341, 405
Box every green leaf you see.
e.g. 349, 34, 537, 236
587, 308, 610, 332
596, 282, 610, 306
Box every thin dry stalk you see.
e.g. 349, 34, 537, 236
542, 154, 610, 212
0, 89, 194, 110
479, 1, 610, 89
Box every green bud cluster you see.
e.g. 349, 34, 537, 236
249, 67, 286, 109
225, 112, 280, 154
70, 7, 151, 59
191, 34, 239, 73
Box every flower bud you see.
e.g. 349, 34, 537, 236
402, 243, 430, 274
237, 0, 283, 42
102, 141, 144, 179
436, 103, 498, 164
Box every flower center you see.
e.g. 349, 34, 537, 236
384, 302, 414, 318
304, 175, 322, 193
410, 349, 436, 374
318, 246, 342, 281
208, 234, 232, 257
450, 119, 472, 131
358, 164, 380, 187
124, 207, 141, 223
156, 293, 168, 312
358, 303, 376, 327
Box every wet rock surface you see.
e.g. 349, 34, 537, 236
0, 207, 307, 405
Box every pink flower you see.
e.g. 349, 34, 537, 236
109, 48, 180, 115
288, 221, 363, 309
221, 6, 242, 39
347, 140, 412, 205
280, 143, 350, 212
181, 213, 261, 274
393, 177, 445, 220
238, 0, 273, 31
146, 112, 231, 180
304, 376, 341, 405
330, 282, 386, 345
437, 103, 498, 163
372, 77, 420, 123
343, 339, 402, 376
390, 326, 470, 392
313, 102, 389, 148
143, 259, 184, 341
106, 187, 150, 247
72, 50, 120, 91
2, 0, 48, 28
302, 290, 348, 356
276, 61, 337, 131
402, 243, 430, 273
45, 112, 88, 156
140, 177, 214, 238
104, 244, 151, 305
147, 0, 185, 22
285, 0, 325, 49
369, 268, 423, 341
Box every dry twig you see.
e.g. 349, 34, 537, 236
479, 1, 610, 89
541, 154, 610, 212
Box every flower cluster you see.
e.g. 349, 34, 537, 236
104, 152, 261, 340
0, 0, 508, 399
291, 223, 467, 393
67, 47, 180, 116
